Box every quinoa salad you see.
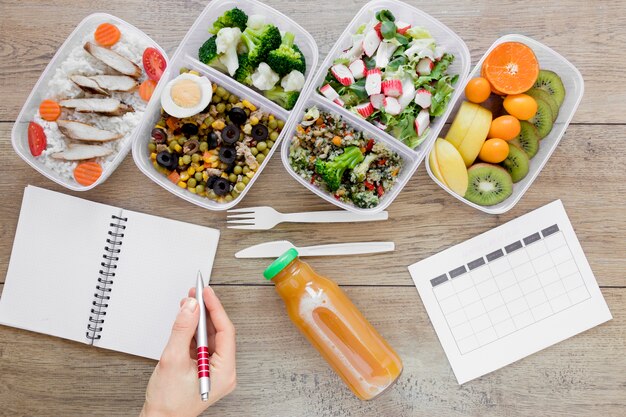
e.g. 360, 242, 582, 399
28, 21, 162, 185
289, 106, 403, 208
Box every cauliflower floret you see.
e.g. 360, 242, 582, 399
216, 27, 242, 76
251, 62, 280, 91
281, 70, 305, 92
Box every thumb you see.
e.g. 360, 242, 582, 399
162, 297, 199, 363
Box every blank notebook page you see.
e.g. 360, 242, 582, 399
98, 209, 219, 360
0, 186, 114, 344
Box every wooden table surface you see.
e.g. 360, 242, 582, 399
1, 0, 625, 415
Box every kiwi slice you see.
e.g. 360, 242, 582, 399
465, 163, 513, 206
510, 121, 540, 159
525, 88, 559, 122
533, 70, 566, 107
528, 98, 554, 139
501, 144, 530, 183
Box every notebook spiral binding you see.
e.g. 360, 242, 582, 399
86, 214, 127, 342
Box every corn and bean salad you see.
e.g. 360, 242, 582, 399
148, 69, 284, 203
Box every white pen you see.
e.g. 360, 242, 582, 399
195, 271, 210, 401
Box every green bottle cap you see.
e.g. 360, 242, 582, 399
263, 248, 299, 280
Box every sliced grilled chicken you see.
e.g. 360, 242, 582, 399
57, 120, 122, 142
70, 75, 110, 95
84, 42, 142, 78
89, 75, 138, 92
51, 144, 113, 160
60, 98, 134, 116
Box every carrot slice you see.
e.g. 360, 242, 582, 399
139, 79, 157, 101
74, 161, 103, 186
167, 170, 180, 184
482, 42, 539, 95
94, 23, 121, 46
39, 99, 61, 121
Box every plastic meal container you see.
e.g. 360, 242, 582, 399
425, 34, 584, 214
132, 0, 319, 211
11, 13, 168, 191
280, 0, 471, 213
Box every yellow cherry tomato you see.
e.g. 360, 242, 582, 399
503, 94, 538, 120
488, 115, 521, 141
479, 138, 510, 163
465, 77, 492, 104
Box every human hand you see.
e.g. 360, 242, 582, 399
140, 286, 236, 417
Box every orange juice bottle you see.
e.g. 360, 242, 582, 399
264, 248, 403, 400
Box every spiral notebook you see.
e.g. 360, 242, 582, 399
0, 185, 220, 360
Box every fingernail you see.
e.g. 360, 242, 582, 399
183, 297, 198, 313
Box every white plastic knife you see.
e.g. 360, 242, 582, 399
235, 240, 395, 258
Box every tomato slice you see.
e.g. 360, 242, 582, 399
28, 121, 47, 156
142, 47, 166, 81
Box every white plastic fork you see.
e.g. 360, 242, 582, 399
226, 206, 388, 230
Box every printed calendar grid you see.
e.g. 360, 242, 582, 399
430, 224, 591, 355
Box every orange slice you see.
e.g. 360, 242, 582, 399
482, 42, 539, 95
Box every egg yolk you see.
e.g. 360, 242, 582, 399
171, 79, 201, 108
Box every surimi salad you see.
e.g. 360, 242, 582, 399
319, 9, 459, 149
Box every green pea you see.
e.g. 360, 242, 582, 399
242, 176, 250, 185
148, 143, 156, 152
191, 153, 201, 163
190, 135, 199, 142
250, 147, 259, 156
270, 131, 279, 141
196, 184, 205, 194
179, 67, 189, 74
203, 116, 214, 126
199, 142, 208, 152
242, 166, 250, 174
277, 119, 285, 129
208, 190, 217, 199
256, 141, 267, 152
235, 182, 246, 192
263, 148, 270, 156
267, 140, 274, 149
225, 104, 232, 111
233, 165, 243, 175
216, 103, 226, 114
178, 137, 186, 146
195, 172, 203, 182
182, 155, 192, 165
188, 178, 197, 188
216, 86, 227, 97
222, 92, 230, 101
211, 94, 221, 103
219, 162, 228, 170
229, 95, 238, 104
256, 153, 266, 163
229, 173, 238, 183
268, 119, 278, 130
224, 194, 233, 202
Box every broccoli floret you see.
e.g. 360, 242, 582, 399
314, 146, 364, 192
350, 153, 379, 183
266, 32, 306, 76
198, 36, 229, 73
352, 191, 379, 209
240, 24, 281, 67
208, 7, 248, 35
264, 86, 300, 110
234, 53, 254, 85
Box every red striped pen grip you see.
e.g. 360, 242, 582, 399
197, 346, 211, 378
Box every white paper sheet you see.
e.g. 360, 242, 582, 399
408, 200, 612, 384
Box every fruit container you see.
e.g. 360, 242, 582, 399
281, 0, 471, 213
11, 13, 168, 191
426, 34, 584, 214
132, 0, 319, 210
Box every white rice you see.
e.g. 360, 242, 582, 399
35, 23, 152, 182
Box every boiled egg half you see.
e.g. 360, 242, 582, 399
160, 73, 212, 118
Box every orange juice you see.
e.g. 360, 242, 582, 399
264, 248, 403, 400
